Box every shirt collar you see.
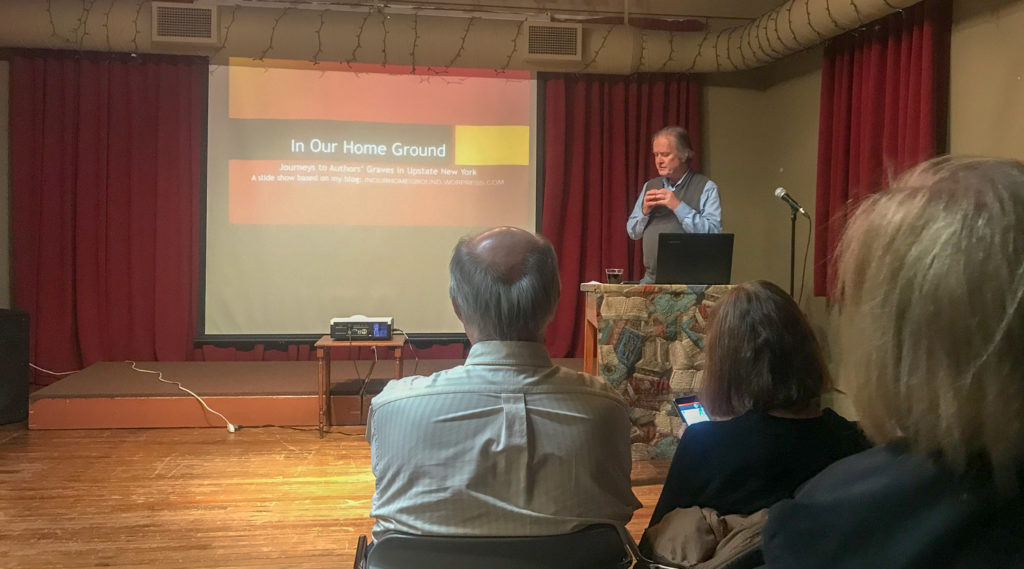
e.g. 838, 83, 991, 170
464, 341, 554, 367
668, 169, 692, 189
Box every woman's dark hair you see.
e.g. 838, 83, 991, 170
699, 280, 831, 417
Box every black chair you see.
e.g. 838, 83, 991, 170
353, 524, 635, 569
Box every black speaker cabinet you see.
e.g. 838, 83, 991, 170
0, 308, 30, 424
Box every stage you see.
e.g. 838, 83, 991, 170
28, 358, 584, 430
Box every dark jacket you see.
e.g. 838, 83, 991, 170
762, 442, 1024, 569
650, 409, 870, 525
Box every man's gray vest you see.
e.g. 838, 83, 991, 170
641, 171, 709, 278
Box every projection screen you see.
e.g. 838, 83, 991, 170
201, 59, 538, 339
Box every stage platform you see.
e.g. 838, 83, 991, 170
28, 358, 584, 430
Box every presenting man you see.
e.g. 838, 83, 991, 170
626, 126, 722, 283
366, 227, 640, 540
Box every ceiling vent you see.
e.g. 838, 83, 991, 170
151, 2, 219, 45
525, 23, 582, 62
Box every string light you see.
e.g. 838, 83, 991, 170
347, 7, 373, 67
744, 24, 762, 66
805, 0, 827, 40
102, 0, 114, 51
657, 25, 678, 72
129, 0, 144, 53
46, 0, 63, 42
215, 6, 238, 60
445, 16, 476, 70
849, 0, 865, 26
824, 0, 842, 30
257, 7, 290, 61
312, 10, 326, 65
762, 12, 785, 57
752, 14, 772, 59
582, 24, 615, 71
786, 3, 799, 47
409, 12, 420, 73
69, 0, 88, 46
713, 30, 723, 71
684, 19, 710, 73
498, 18, 527, 73
636, 28, 647, 73
380, 8, 389, 67
74, 0, 99, 49
773, 8, 793, 51
735, 25, 750, 68
724, 27, 739, 69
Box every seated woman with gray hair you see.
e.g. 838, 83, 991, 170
761, 156, 1024, 568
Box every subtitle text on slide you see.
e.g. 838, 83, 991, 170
251, 162, 505, 187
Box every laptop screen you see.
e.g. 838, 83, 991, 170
655, 233, 734, 285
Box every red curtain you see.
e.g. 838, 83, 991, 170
10, 50, 466, 383
814, 0, 951, 297
11, 50, 206, 384
540, 73, 701, 357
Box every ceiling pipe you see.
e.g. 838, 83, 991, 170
619, 0, 922, 73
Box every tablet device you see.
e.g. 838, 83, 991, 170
675, 396, 710, 425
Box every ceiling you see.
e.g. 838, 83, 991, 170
227, 1, 792, 22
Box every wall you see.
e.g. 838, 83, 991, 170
950, 0, 1024, 158
703, 48, 823, 310
702, 48, 860, 416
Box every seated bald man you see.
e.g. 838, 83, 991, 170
366, 226, 640, 540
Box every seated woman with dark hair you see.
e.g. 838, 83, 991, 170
648, 280, 869, 530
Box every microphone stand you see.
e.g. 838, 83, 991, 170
788, 207, 797, 297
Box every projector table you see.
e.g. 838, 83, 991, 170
314, 334, 407, 437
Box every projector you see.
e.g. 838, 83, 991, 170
330, 315, 393, 341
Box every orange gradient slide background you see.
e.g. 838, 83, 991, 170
229, 59, 530, 125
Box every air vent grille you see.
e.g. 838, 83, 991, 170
152, 3, 218, 44
526, 23, 582, 61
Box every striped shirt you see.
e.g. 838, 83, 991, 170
366, 341, 641, 540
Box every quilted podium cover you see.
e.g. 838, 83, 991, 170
583, 283, 732, 460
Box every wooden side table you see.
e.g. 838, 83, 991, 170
314, 334, 407, 437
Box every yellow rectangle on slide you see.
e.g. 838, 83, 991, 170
454, 125, 530, 165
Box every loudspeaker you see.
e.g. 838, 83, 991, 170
0, 308, 30, 424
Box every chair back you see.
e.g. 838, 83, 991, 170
364, 524, 633, 569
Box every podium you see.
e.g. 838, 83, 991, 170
580, 283, 733, 460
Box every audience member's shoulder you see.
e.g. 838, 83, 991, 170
544, 368, 630, 409
371, 366, 464, 406
558, 368, 628, 402
794, 442, 930, 500
818, 407, 872, 448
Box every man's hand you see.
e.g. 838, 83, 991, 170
642, 188, 681, 214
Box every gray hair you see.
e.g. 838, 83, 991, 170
449, 232, 561, 342
836, 155, 1024, 491
652, 126, 693, 161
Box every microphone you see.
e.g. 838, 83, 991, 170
775, 187, 810, 218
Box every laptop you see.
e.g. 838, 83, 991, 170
654, 233, 734, 285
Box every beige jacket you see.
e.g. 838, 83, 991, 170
640, 506, 767, 569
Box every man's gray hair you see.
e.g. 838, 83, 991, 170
449, 233, 560, 342
652, 125, 693, 160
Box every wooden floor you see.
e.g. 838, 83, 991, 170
0, 422, 665, 569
